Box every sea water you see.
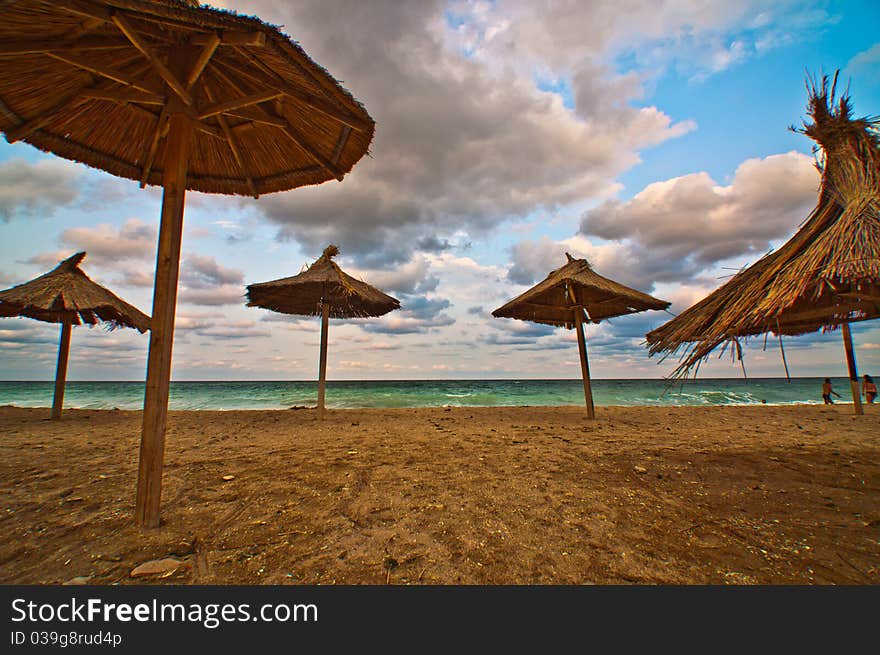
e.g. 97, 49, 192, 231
0, 378, 858, 410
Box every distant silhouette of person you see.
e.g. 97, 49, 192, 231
863, 374, 877, 404
822, 378, 841, 404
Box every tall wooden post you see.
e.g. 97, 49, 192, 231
51, 320, 72, 420
317, 302, 330, 416
778, 334, 791, 382
776, 320, 791, 382
842, 322, 863, 416
135, 107, 192, 528
574, 310, 596, 420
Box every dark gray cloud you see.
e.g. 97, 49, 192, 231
360, 293, 456, 334
492, 319, 558, 339
416, 235, 455, 253
194, 327, 270, 340
480, 317, 560, 347
0, 321, 59, 347
360, 315, 456, 335
399, 295, 451, 321
177, 319, 270, 340
27, 220, 248, 306
351, 256, 439, 295
0, 158, 82, 221
506, 238, 565, 286
117, 269, 155, 288
237, 0, 693, 266
257, 314, 321, 331
111, 251, 245, 306
178, 286, 246, 307
180, 254, 245, 289
506, 236, 682, 290
77, 339, 144, 353
482, 333, 569, 348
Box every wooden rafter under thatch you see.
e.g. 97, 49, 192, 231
246, 245, 400, 319
0, 251, 150, 331
0, 0, 375, 198
645, 74, 880, 383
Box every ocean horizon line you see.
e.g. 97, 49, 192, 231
0, 375, 847, 383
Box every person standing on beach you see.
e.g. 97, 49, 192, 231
822, 378, 842, 404
863, 375, 877, 404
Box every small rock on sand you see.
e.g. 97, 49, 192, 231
63, 576, 91, 585
634, 465, 648, 474
222, 475, 235, 481
130, 558, 188, 578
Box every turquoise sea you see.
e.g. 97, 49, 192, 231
0, 377, 859, 410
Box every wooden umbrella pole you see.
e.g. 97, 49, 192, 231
841, 322, 863, 416
136, 108, 193, 528
317, 302, 330, 416
51, 320, 72, 420
574, 309, 596, 420
776, 319, 791, 382
778, 334, 791, 382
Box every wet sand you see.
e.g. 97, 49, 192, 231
0, 404, 878, 584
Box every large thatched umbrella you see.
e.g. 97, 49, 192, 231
246, 245, 399, 414
492, 253, 670, 418
0, 0, 374, 526
0, 252, 150, 419
646, 75, 879, 415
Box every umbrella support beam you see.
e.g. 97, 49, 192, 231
317, 303, 330, 416
136, 108, 192, 528
51, 320, 72, 420
842, 322, 863, 416
776, 320, 791, 382
574, 312, 595, 420
778, 334, 791, 382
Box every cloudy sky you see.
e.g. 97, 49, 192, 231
2, 0, 879, 381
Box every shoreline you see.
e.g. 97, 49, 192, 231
2, 404, 878, 585
0, 400, 866, 410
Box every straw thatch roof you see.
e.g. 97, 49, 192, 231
492, 253, 670, 328
0, 0, 374, 197
246, 245, 400, 319
646, 74, 880, 378
0, 252, 151, 331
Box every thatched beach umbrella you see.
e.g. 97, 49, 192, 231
646, 75, 879, 414
0, 0, 374, 526
492, 253, 670, 418
246, 245, 400, 414
0, 252, 150, 419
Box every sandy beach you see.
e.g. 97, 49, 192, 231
0, 404, 878, 585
